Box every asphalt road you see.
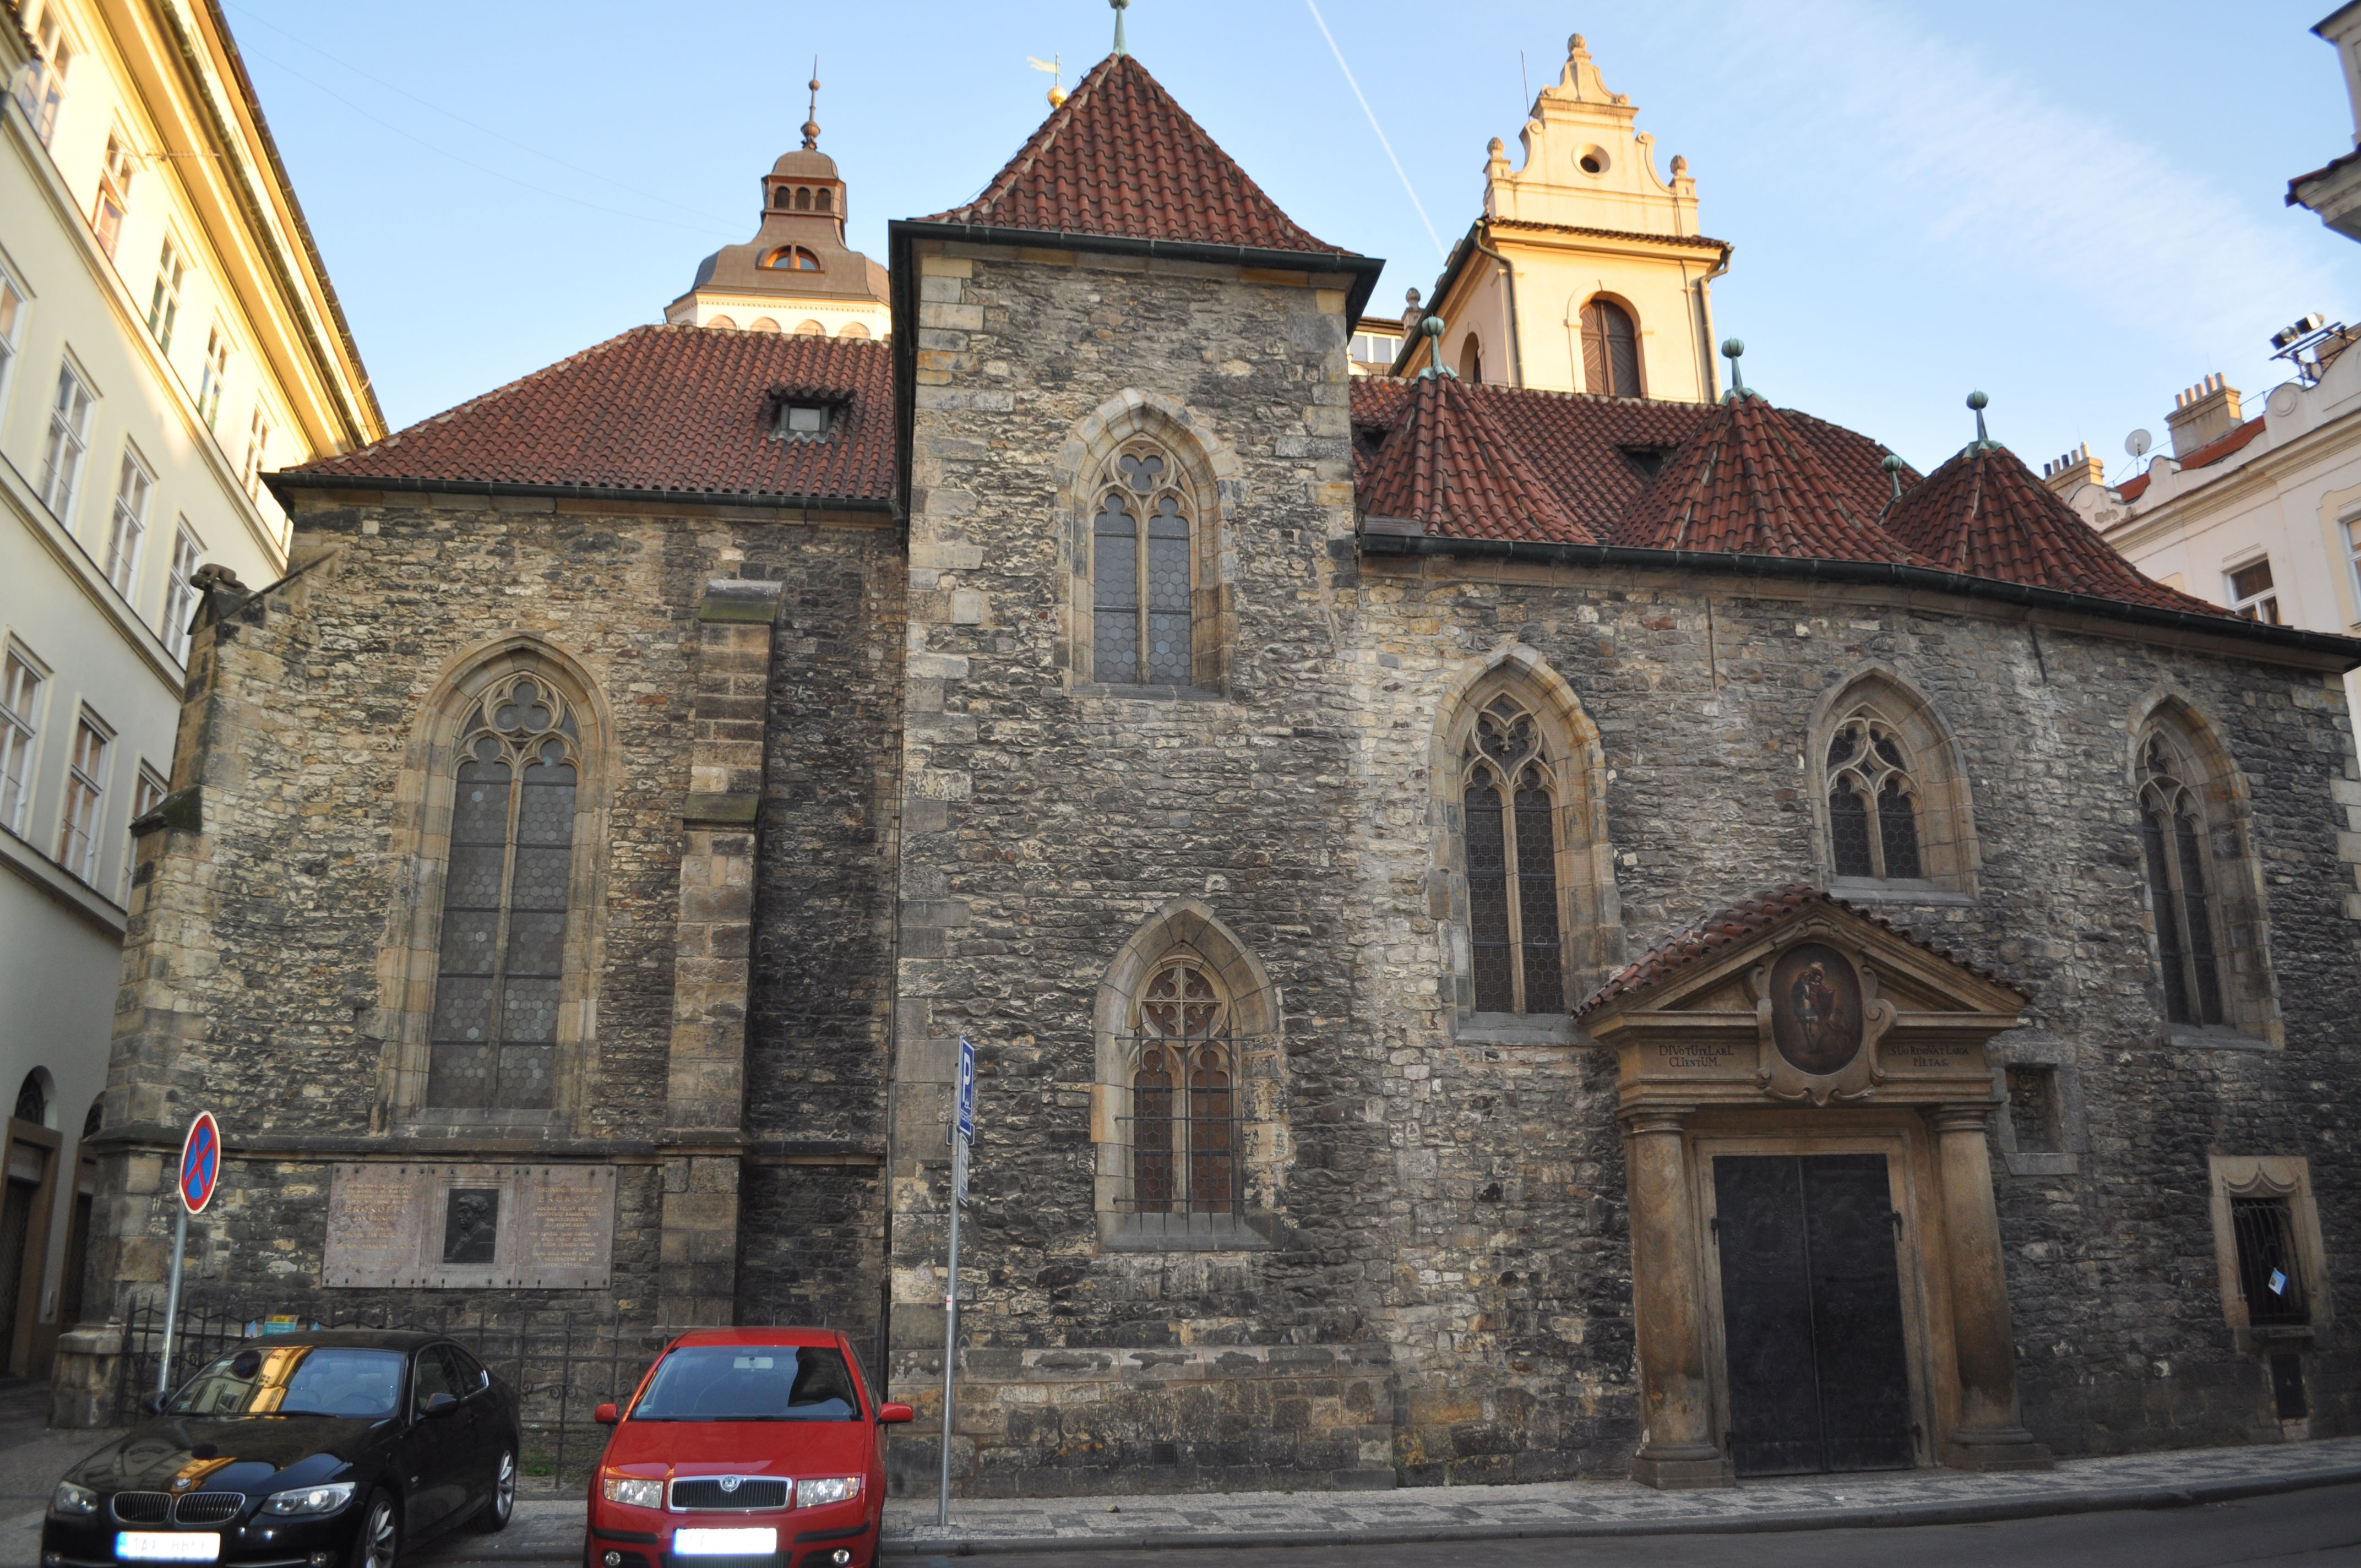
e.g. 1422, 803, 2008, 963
410, 1482, 2361, 1568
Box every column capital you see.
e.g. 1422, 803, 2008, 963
1620, 1103, 1696, 1136
1930, 1103, 1995, 1136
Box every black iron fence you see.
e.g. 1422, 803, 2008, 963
112, 1302, 701, 1485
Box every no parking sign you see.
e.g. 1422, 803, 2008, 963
178, 1110, 220, 1214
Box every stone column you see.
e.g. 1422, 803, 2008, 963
657, 580, 782, 1327
1930, 1105, 2052, 1471
1623, 1105, 1732, 1488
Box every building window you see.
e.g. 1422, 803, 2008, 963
91, 132, 133, 257
1091, 443, 1199, 686
197, 327, 228, 429
2004, 1066, 2059, 1153
2137, 726, 2226, 1027
2207, 1156, 2327, 1412
1125, 957, 1238, 1219
836, 320, 870, 340
37, 362, 94, 520
124, 764, 165, 899
761, 246, 821, 271
57, 712, 109, 882
427, 674, 583, 1110
0, 265, 24, 410
2226, 557, 2280, 624
771, 401, 829, 440
241, 408, 270, 499
16, 8, 74, 145
2232, 1195, 2308, 1327
1826, 714, 1922, 880
1580, 298, 1641, 398
161, 524, 202, 662
1462, 694, 1566, 1015
2344, 518, 2361, 627
793, 319, 826, 336
104, 448, 151, 595
0, 649, 43, 835
813, 187, 831, 213
147, 238, 184, 356
1458, 333, 1483, 384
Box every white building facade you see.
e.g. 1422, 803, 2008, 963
0, 0, 378, 1376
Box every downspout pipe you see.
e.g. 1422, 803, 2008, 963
1470, 225, 1525, 388
1693, 243, 1732, 401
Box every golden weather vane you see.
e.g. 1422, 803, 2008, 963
1026, 52, 1067, 108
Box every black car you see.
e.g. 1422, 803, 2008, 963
41, 1329, 520, 1568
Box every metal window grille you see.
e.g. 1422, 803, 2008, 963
2230, 1196, 2308, 1327
1121, 1037, 1242, 1218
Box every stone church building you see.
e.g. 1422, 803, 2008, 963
78, 41, 2360, 1493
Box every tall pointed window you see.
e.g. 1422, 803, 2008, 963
2138, 727, 2225, 1027
1579, 298, 1641, 398
1462, 695, 1565, 1014
1127, 957, 1237, 1218
1825, 712, 1923, 880
428, 674, 581, 1109
1091, 443, 1196, 685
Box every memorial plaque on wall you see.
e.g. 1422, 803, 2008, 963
323, 1163, 616, 1289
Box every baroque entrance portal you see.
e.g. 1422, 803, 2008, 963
1577, 888, 2055, 1489
1715, 1153, 1913, 1476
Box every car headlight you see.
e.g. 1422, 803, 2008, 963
795, 1476, 861, 1507
601, 1475, 665, 1509
262, 1481, 355, 1516
51, 1480, 97, 1516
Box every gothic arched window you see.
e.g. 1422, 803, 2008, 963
1462, 695, 1565, 1015
428, 673, 583, 1110
2139, 727, 2226, 1026
1825, 712, 1923, 880
1580, 298, 1641, 398
1128, 957, 1237, 1217
1092, 442, 1196, 686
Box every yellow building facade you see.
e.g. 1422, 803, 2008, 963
1405, 34, 1729, 402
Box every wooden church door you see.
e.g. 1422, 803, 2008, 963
1713, 1153, 1916, 1477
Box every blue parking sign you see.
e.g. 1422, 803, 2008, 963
956, 1037, 976, 1144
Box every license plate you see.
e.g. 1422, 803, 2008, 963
672, 1527, 779, 1556
115, 1535, 221, 1564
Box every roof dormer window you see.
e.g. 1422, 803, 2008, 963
763, 247, 821, 272
772, 400, 831, 441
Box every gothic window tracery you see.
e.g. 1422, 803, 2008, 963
428, 673, 583, 1110
2138, 726, 2226, 1026
1128, 957, 1236, 1216
1462, 695, 1565, 1015
1091, 442, 1196, 686
1825, 712, 1924, 881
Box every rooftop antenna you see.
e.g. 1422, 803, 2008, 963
1111, 0, 1130, 57
802, 59, 821, 151
1967, 389, 1993, 450
1419, 314, 1455, 380
1027, 53, 1068, 108
1720, 337, 1747, 402
1881, 453, 1906, 504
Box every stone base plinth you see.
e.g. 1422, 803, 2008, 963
1943, 1428, 2055, 1472
1629, 1441, 1735, 1489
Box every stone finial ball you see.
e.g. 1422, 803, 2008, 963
1421, 315, 1447, 340
1967, 390, 1989, 410
1570, 33, 1586, 52
1489, 137, 1506, 156
1720, 337, 1744, 359
1406, 287, 1421, 304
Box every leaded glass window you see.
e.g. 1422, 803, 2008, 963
1128, 959, 1237, 1216
1462, 695, 1565, 1014
2139, 729, 2224, 1027
1091, 443, 1195, 685
428, 674, 581, 1109
1826, 713, 1922, 880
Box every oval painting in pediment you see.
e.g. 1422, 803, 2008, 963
1769, 941, 1864, 1076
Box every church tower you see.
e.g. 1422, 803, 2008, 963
665, 72, 891, 339
1413, 34, 1729, 401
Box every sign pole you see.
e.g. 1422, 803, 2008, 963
160, 1111, 221, 1401
937, 1039, 977, 1529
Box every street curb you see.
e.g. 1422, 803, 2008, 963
873, 1462, 2361, 1558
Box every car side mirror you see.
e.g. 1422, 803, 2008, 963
594, 1402, 619, 1426
877, 1402, 915, 1425
422, 1392, 460, 1418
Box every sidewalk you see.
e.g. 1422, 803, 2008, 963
400, 1435, 2361, 1563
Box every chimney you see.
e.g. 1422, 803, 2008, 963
2166, 373, 2242, 459
2041, 443, 2103, 497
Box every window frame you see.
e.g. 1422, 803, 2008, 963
1122, 957, 1243, 1225
196, 325, 229, 429
0, 258, 27, 416
241, 405, 271, 499
0, 644, 49, 838
2224, 553, 2280, 624
1578, 295, 1644, 399
1810, 676, 1979, 902
161, 521, 203, 662
147, 236, 185, 357
124, 763, 165, 900
1086, 438, 1204, 689
37, 359, 95, 521
104, 443, 153, 597
91, 129, 134, 258
2206, 1156, 2332, 1353
18, 6, 78, 146
56, 708, 111, 884
2343, 515, 2361, 631
1457, 693, 1569, 1018
2129, 704, 2276, 1046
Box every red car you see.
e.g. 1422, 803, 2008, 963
587, 1328, 912, 1568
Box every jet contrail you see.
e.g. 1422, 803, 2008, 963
1303, 0, 1447, 257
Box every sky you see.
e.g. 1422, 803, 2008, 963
223, 0, 2359, 480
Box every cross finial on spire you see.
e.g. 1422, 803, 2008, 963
1111, 0, 1130, 57
801, 59, 822, 151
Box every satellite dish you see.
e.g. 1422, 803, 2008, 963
2125, 428, 2153, 459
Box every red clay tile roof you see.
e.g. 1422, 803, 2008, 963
278, 325, 893, 503
2114, 469, 2152, 502
1884, 440, 2223, 616
1357, 374, 1594, 543
1574, 884, 2024, 1018
919, 54, 1352, 256
1621, 391, 1925, 564
2173, 415, 2266, 472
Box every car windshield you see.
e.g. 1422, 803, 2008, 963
629, 1345, 861, 1422
168, 1344, 406, 1419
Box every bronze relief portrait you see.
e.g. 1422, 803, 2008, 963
1769, 941, 1863, 1076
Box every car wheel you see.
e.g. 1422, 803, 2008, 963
471, 1446, 516, 1532
348, 1490, 398, 1568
